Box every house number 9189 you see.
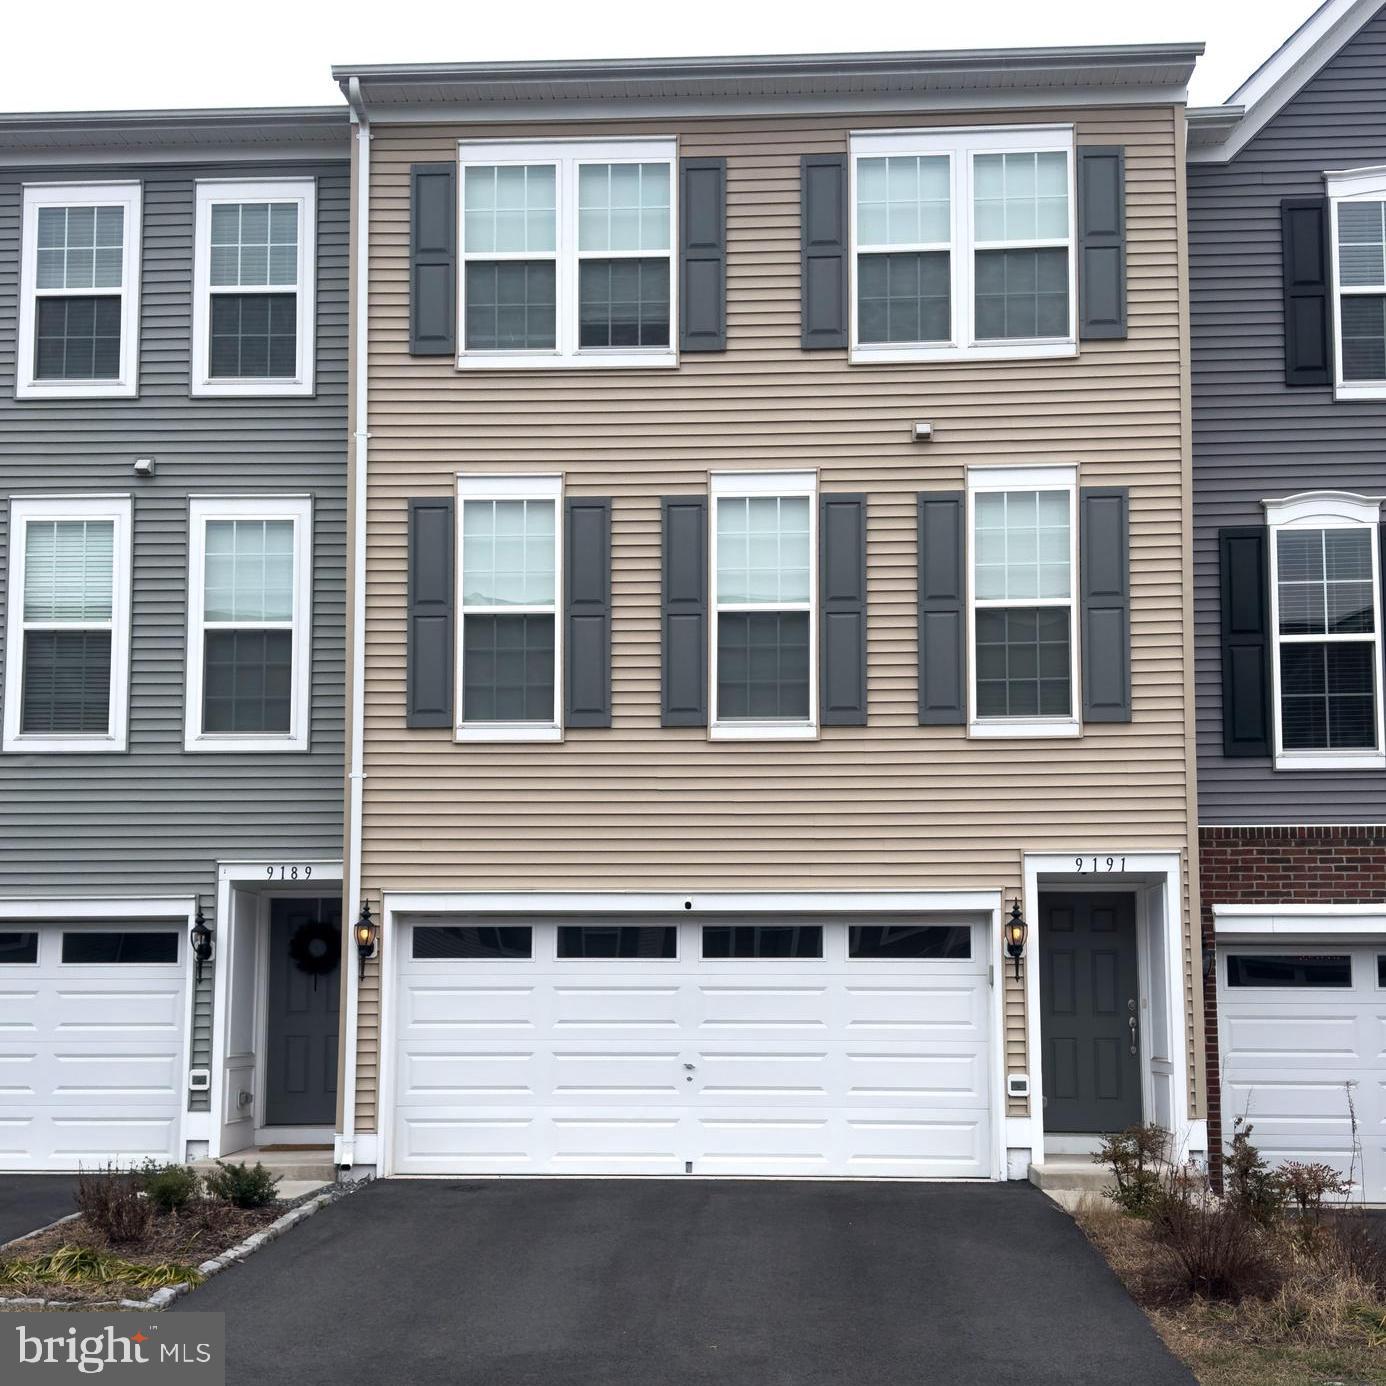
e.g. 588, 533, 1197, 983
1074, 856, 1126, 874
266, 865, 312, 881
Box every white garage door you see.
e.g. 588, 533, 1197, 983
1218, 944, 1386, 1202
391, 916, 994, 1178
0, 924, 187, 1170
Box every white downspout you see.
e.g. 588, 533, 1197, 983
337, 75, 370, 1174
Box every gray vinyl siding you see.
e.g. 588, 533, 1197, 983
0, 157, 348, 1106
1191, 4, 1386, 824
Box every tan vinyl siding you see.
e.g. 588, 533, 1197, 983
353, 104, 1195, 1135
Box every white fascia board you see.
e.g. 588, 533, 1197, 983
384, 890, 1002, 916
0, 896, 197, 920
1214, 901, 1386, 938
1188, 0, 1381, 164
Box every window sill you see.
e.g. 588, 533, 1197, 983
16, 379, 137, 400
1274, 749, 1386, 771
710, 722, 818, 742
455, 351, 679, 372
190, 377, 314, 398
184, 733, 310, 753
1335, 382, 1386, 402
969, 718, 1081, 740
3, 733, 126, 754
455, 724, 564, 744
850, 340, 1078, 367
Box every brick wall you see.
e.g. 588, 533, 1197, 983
1198, 824, 1386, 1182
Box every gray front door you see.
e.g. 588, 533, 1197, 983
264, 897, 341, 1128
1040, 892, 1142, 1133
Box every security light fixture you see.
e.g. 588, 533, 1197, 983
191, 909, 213, 984
1004, 900, 1027, 981
133, 457, 155, 477
355, 901, 378, 980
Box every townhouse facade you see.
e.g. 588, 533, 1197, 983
330, 45, 1209, 1182
1189, 0, 1386, 1201
0, 109, 351, 1171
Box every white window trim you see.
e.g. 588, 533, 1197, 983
454, 473, 564, 744
184, 494, 313, 753
849, 125, 1077, 366
191, 178, 317, 398
456, 138, 678, 372
1264, 489, 1386, 771
709, 469, 819, 742
3, 493, 133, 753
966, 463, 1081, 739
17, 182, 142, 401
1326, 164, 1386, 402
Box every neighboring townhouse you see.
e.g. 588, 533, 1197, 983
332, 44, 1208, 1184
0, 108, 350, 1172
1188, 0, 1386, 1198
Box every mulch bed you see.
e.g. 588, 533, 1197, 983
1, 1202, 284, 1303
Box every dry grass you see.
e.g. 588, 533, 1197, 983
1074, 1196, 1386, 1386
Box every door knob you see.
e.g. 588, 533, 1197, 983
683, 1062, 695, 1071
1128, 1014, 1138, 1056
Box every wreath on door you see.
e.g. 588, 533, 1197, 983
288, 919, 340, 985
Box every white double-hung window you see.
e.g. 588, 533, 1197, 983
185, 496, 313, 752
17, 182, 142, 399
3, 495, 132, 752
850, 126, 1076, 364
710, 471, 818, 740
455, 474, 563, 742
1266, 492, 1385, 770
967, 465, 1079, 738
458, 138, 677, 369
192, 179, 316, 396
1328, 166, 1386, 400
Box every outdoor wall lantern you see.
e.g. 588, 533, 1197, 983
354, 901, 378, 980
191, 909, 214, 985
1004, 900, 1027, 981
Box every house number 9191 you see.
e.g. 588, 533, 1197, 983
266, 865, 312, 881
1074, 856, 1126, 874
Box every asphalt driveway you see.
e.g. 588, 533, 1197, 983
0, 1176, 77, 1247
178, 1179, 1193, 1386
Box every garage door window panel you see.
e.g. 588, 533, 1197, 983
1225, 954, 1353, 988
849, 924, 971, 959
712, 472, 817, 738
0, 933, 38, 964
702, 924, 823, 959
558, 925, 677, 959
1267, 496, 1385, 770
412, 925, 533, 960
61, 931, 179, 965
457, 478, 562, 740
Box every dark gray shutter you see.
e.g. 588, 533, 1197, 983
410, 163, 456, 356
1219, 527, 1272, 757
1281, 198, 1332, 387
820, 494, 867, 726
801, 154, 847, 350
1080, 487, 1131, 722
917, 492, 965, 725
680, 157, 726, 353
407, 498, 454, 728
565, 498, 612, 728
661, 497, 708, 727
1077, 146, 1126, 340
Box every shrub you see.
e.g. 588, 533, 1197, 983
75, 1165, 150, 1245
0, 1245, 201, 1290
138, 1160, 201, 1215
203, 1160, 280, 1209
1325, 1211, 1386, 1298
1224, 1118, 1287, 1226
1095, 1123, 1170, 1215
1149, 1178, 1282, 1303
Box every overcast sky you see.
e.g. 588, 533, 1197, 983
2, 0, 1320, 114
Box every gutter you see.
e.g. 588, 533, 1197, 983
337, 74, 370, 1175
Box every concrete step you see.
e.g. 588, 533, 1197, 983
193, 1147, 336, 1187
1028, 1156, 1111, 1194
